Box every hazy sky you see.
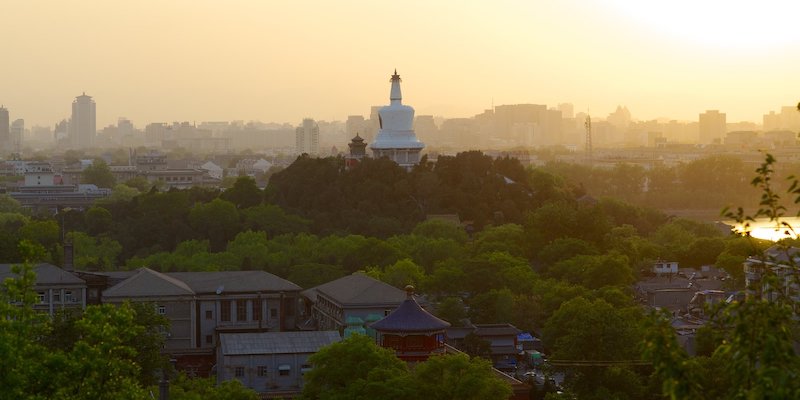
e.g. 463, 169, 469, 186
2, 0, 800, 128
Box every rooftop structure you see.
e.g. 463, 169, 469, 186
300, 272, 407, 332
370, 285, 450, 362
370, 70, 425, 169
217, 331, 341, 396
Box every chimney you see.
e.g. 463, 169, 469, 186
63, 240, 74, 272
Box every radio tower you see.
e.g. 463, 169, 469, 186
584, 114, 593, 165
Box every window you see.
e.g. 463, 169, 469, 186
65, 291, 74, 303
205, 335, 213, 344
257, 366, 268, 377
37, 292, 46, 304
220, 300, 231, 322
205, 310, 213, 320
270, 308, 278, 318
384, 309, 392, 316
158, 306, 166, 315
252, 300, 261, 321
234, 367, 245, 378
53, 291, 61, 303
236, 300, 247, 322
278, 365, 291, 376
301, 364, 312, 375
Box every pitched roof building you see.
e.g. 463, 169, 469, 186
300, 272, 408, 332
0, 263, 86, 316
102, 267, 302, 376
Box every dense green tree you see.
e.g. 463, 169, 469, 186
547, 253, 634, 289
301, 334, 510, 400
468, 288, 514, 324
537, 237, 599, 265
373, 258, 427, 289
434, 297, 467, 326
188, 198, 240, 251
412, 352, 511, 400
472, 223, 527, 258
220, 176, 262, 209
82, 159, 116, 188
84, 206, 113, 235
287, 263, 346, 289
301, 334, 415, 400
19, 219, 60, 249
411, 219, 468, 243
69, 231, 122, 270
0, 193, 24, 213
544, 297, 646, 400
241, 204, 310, 236
169, 373, 259, 400
97, 184, 140, 205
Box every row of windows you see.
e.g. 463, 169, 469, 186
216, 300, 278, 322
163, 176, 194, 182
37, 290, 79, 304
233, 364, 311, 378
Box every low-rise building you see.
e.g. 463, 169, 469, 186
300, 273, 408, 333
0, 263, 86, 316
217, 331, 341, 396
102, 268, 302, 376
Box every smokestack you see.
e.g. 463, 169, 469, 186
63, 240, 74, 272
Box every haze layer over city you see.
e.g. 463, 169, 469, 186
2, 0, 800, 151
5, 2, 800, 400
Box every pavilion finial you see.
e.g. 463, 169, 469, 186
404, 285, 415, 299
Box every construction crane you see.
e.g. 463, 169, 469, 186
584, 114, 593, 164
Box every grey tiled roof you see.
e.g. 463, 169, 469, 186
168, 271, 301, 294
302, 272, 407, 306
103, 268, 194, 298
370, 297, 450, 332
219, 331, 341, 355
474, 323, 522, 337
0, 263, 85, 286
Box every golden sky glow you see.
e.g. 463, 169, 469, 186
2, 1, 800, 128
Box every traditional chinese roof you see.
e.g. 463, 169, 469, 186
370, 286, 450, 333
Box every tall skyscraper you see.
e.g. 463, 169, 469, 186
370, 70, 425, 169
295, 118, 319, 155
10, 119, 24, 153
69, 93, 96, 149
0, 106, 9, 152
699, 110, 726, 144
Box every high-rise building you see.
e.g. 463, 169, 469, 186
10, 119, 24, 153
369, 70, 425, 169
699, 110, 726, 144
69, 93, 96, 149
295, 118, 319, 155
0, 106, 9, 152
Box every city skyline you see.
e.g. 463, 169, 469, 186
2, 1, 800, 128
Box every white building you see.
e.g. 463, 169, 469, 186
69, 93, 96, 149
370, 70, 425, 169
295, 118, 319, 155
200, 161, 224, 180
652, 261, 679, 275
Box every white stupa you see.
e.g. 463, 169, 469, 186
370, 70, 425, 169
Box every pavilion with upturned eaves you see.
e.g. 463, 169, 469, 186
369, 285, 450, 362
